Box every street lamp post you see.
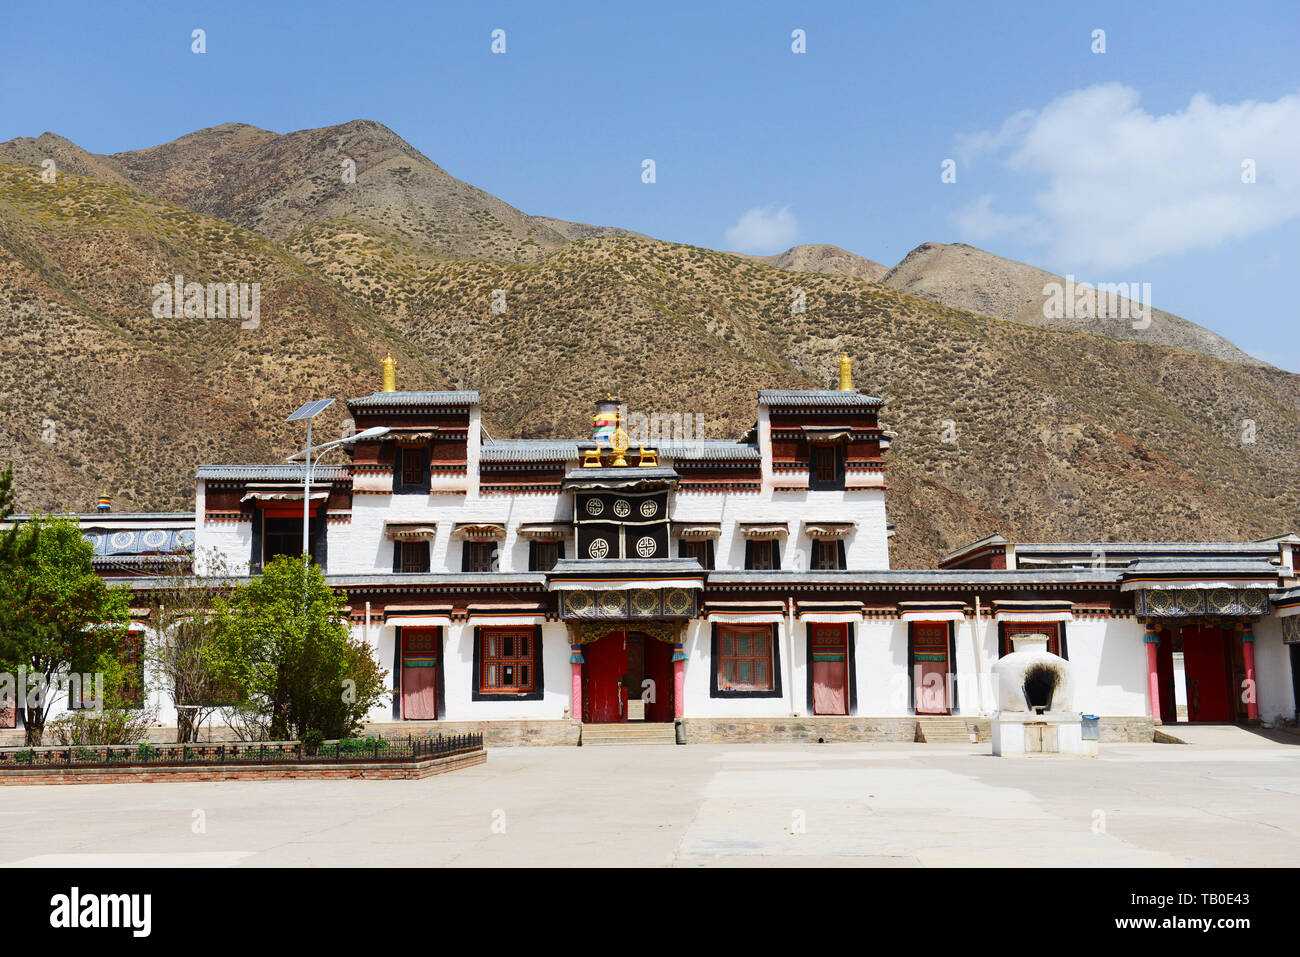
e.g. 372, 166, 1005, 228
286, 399, 388, 561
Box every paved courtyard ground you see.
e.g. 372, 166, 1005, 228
3, 729, 1298, 867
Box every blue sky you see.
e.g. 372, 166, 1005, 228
2, 0, 1297, 369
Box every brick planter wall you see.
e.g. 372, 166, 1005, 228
0, 748, 485, 786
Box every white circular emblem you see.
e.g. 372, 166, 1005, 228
636, 536, 656, 558
613, 499, 631, 518
585, 498, 604, 516
588, 539, 610, 559
639, 500, 658, 517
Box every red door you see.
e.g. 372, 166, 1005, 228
583, 631, 628, 723
811, 624, 848, 715
1184, 626, 1232, 722
913, 623, 950, 715
401, 628, 439, 720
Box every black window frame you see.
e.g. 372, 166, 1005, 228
808, 442, 846, 491
710, 622, 783, 699
393, 539, 431, 574
678, 538, 715, 570
744, 539, 781, 571
811, 539, 846, 570
472, 625, 545, 701
462, 540, 499, 573
394, 445, 432, 495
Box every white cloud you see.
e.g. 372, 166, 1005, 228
725, 205, 798, 254
954, 84, 1300, 270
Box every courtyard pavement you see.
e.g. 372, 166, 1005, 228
2, 730, 1298, 867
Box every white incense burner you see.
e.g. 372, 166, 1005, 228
990, 632, 1088, 756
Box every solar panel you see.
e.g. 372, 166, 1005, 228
285, 398, 336, 422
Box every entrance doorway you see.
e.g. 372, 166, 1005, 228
400, 628, 439, 720
582, 630, 674, 723
810, 624, 849, 715
912, 622, 951, 715
1155, 624, 1239, 724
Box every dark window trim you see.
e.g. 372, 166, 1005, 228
394, 445, 432, 495
394, 539, 431, 574
710, 622, 783, 699
528, 538, 564, 571
678, 538, 715, 570
462, 540, 498, 573
472, 625, 545, 701
808, 442, 845, 491
744, 539, 781, 571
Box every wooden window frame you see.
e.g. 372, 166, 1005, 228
811, 539, 846, 570
711, 623, 782, 698
472, 625, 545, 700
678, 538, 714, 570
397, 540, 430, 574
745, 539, 780, 571
463, 540, 498, 573
528, 539, 563, 571
808, 442, 845, 491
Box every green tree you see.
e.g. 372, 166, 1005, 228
144, 550, 242, 743
0, 464, 39, 666
0, 515, 131, 745
213, 555, 387, 740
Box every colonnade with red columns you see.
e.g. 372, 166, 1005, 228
1143, 619, 1263, 724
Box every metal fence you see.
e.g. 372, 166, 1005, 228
0, 733, 483, 770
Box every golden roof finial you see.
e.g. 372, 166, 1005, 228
838, 353, 853, 391
381, 352, 397, 393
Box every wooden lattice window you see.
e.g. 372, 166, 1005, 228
479, 628, 536, 693
812, 539, 844, 570
717, 625, 774, 692
399, 540, 429, 573
679, 539, 712, 570
464, 541, 497, 573
747, 540, 777, 571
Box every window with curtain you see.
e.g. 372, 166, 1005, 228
716, 624, 775, 692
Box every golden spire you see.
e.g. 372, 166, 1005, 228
381, 352, 396, 393
838, 353, 853, 391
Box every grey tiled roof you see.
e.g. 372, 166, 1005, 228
708, 569, 1124, 586
758, 389, 884, 408
660, 441, 761, 461
549, 558, 705, 577
1018, 542, 1280, 556
480, 440, 581, 463
479, 438, 760, 463
196, 465, 350, 481
346, 390, 480, 409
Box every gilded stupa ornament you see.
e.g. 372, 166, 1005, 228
382, 352, 397, 392
838, 353, 853, 391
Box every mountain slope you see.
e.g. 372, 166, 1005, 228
750, 243, 889, 281
882, 241, 1263, 366
0, 144, 1296, 566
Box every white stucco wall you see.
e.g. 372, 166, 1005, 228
1252, 615, 1296, 724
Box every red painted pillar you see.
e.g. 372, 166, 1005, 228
1242, 624, 1259, 721
570, 644, 584, 722
1144, 623, 1162, 723
672, 643, 687, 720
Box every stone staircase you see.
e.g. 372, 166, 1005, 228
915, 717, 977, 743
580, 722, 677, 746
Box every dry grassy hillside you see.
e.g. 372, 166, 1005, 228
1, 156, 1296, 566
882, 241, 1264, 366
